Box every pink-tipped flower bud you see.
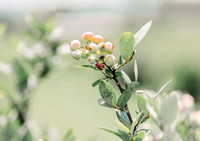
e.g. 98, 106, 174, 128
180, 94, 194, 110
98, 42, 107, 52
87, 43, 98, 54
71, 50, 81, 60
105, 42, 114, 54
93, 35, 103, 44
82, 32, 94, 42
95, 50, 106, 61
104, 55, 116, 67
81, 49, 90, 59
95, 62, 105, 70
189, 111, 200, 125
87, 54, 96, 64
69, 40, 80, 51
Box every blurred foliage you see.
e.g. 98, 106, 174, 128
141, 90, 200, 141
0, 10, 200, 141
0, 13, 77, 141
173, 65, 200, 102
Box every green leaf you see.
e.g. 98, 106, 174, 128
116, 120, 130, 134
160, 93, 179, 129
138, 129, 151, 135
116, 110, 131, 129
117, 90, 132, 109
134, 21, 152, 47
118, 55, 123, 65
99, 80, 117, 105
136, 94, 149, 117
121, 70, 131, 88
12, 58, 30, 92
130, 119, 138, 135
105, 68, 112, 76
99, 128, 128, 141
127, 81, 139, 93
118, 130, 132, 141
133, 130, 146, 141
115, 71, 122, 77
130, 111, 143, 134
97, 98, 115, 109
92, 79, 101, 87
119, 32, 135, 61
75, 65, 99, 71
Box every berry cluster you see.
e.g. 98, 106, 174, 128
69, 32, 117, 69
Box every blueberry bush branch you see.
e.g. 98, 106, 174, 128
69, 21, 152, 140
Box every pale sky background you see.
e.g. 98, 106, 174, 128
0, 0, 158, 13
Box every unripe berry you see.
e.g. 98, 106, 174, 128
93, 35, 103, 44
87, 54, 96, 64
82, 32, 94, 42
95, 62, 105, 70
87, 43, 98, 54
105, 42, 114, 54
69, 40, 80, 51
71, 50, 81, 60
95, 50, 106, 61
104, 55, 116, 67
98, 42, 107, 52
81, 49, 90, 59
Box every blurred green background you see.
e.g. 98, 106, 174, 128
1, 0, 200, 140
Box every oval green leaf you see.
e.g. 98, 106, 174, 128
99, 80, 117, 105
119, 32, 135, 61
117, 90, 132, 109
136, 94, 149, 117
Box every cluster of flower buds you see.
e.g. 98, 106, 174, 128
68, 32, 117, 69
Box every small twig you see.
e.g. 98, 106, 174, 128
103, 64, 133, 124
118, 51, 135, 69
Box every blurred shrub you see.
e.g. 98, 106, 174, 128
0, 13, 75, 141
173, 65, 200, 102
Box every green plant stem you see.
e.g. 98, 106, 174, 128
112, 70, 133, 124
104, 64, 133, 124
118, 52, 134, 69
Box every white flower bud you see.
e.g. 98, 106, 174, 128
82, 32, 94, 42
87, 54, 96, 64
88, 43, 98, 54
179, 94, 194, 111
81, 49, 90, 59
95, 50, 106, 61
71, 50, 81, 60
182, 94, 194, 109
69, 40, 80, 51
93, 35, 103, 44
189, 111, 200, 125
105, 42, 114, 54
104, 55, 116, 67
98, 42, 107, 52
